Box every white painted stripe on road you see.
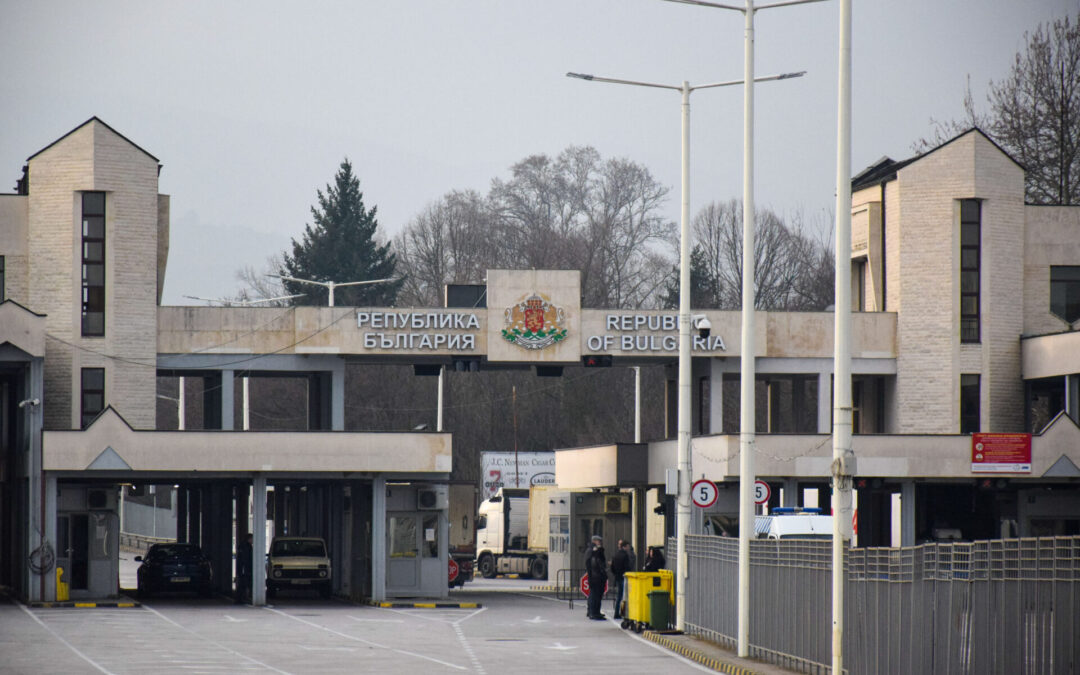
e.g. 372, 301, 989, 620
17, 603, 115, 675
140, 603, 294, 675
614, 620, 716, 674
265, 606, 468, 671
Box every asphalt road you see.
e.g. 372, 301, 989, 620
2, 585, 714, 674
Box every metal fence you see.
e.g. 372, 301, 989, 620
676, 535, 1080, 675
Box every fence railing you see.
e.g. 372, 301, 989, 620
675, 535, 1080, 675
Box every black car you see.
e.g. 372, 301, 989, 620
135, 543, 214, 598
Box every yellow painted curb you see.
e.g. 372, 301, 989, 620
642, 631, 762, 675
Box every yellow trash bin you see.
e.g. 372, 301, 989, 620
56, 566, 70, 602
622, 571, 674, 631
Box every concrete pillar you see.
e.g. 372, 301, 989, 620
176, 488, 188, 543
782, 478, 799, 508
42, 475, 58, 602
900, 481, 916, 546
188, 488, 202, 546
252, 476, 267, 606
817, 371, 832, 434
372, 476, 386, 602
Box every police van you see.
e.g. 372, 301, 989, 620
754, 507, 833, 540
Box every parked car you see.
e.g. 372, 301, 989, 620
266, 536, 331, 598
135, 543, 214, 598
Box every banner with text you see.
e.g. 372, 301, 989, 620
481, 451, 556, 500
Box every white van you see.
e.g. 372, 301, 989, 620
755, 507, 833, 540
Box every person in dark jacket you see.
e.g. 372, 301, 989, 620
235, 533, 253, 604
643, 546, 666, 572
584, 535, 608, 620
610, 540, 631, 619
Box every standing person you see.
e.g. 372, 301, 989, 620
235, 533, 253, 604
610, 540, 630, 619
584, 535, 608, 620
643, 546, 666, 572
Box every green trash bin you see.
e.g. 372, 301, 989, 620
648, 589, 670, 631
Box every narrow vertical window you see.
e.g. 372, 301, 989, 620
960, 373, 980, 434
1049, 266, 1080, 324
81, 367, 105, 428
0, 255, 5, 302
81, 192, 105, 336
960, 200, 980, 343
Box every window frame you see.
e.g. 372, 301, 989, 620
0, 255, 5, 302
81, 367, 105, 428
959, 199, 981, 343
81, 192, 106, 337
1049, 265, 1080, 324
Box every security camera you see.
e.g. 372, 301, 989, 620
18, 398, 40, 409
691, 315, 712, 339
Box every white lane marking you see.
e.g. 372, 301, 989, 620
452, 622, 486, 675
544, 639, 578, 652
615, 621, 717, 674
298, 645, 358, 652
140, 603, 294, 674
346, 616, 404, 623
523, 615, 547, 624
224, 615, 247, 623
17, 604, 115, 674
264, 606, 467, 671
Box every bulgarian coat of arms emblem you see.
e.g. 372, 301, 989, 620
501, 293, 568, 350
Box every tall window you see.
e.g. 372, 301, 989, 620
960, 200, 980, 343
960, 373, 980, 434
81, 192, 105, 336
0, 255, 5, 302
81, 367, 105, 428
1050, 266, 1080, 324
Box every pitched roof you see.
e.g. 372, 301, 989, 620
27, 116, 159, 163
851, 127, 1023, 192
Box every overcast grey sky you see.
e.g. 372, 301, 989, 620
2, 1, 1074, 304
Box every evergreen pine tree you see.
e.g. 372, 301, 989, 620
282, 159, 403, 306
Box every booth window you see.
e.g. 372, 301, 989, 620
1050, 266, 1080, 324
81, 367, 105, 428
960, 199, 980, 343
960, 374, 980, 434
81, 192, 106, 336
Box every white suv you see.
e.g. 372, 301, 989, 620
266, 536, 331, 598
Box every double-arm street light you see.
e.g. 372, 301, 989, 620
567, 67, 804, 633
266, 275, 394, 307
663, 0, 827, 656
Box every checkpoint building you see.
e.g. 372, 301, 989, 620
1, 119, 1079, 604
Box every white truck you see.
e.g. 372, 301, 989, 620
475, 486, 552, 580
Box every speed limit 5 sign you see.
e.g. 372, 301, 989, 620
691, 479, 719, 508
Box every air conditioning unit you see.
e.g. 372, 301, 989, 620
604, 494, 630, 514
417, 484, 449, 510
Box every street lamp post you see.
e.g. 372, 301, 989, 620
266, 275, 394, 307
662, 0, 825, 656
567, 68, 804, 632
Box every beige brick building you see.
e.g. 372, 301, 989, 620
1, 121, 1078, 605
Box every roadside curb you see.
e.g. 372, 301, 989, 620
643, 631, 762, 675
526, 584, 566, 593
371, 601, 482, 609
27, 600, 140, 609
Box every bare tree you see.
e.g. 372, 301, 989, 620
692, 200, 834, 311
394, 190, 496, 307
917, 13, 1080, 205
234, 252, 291, 305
